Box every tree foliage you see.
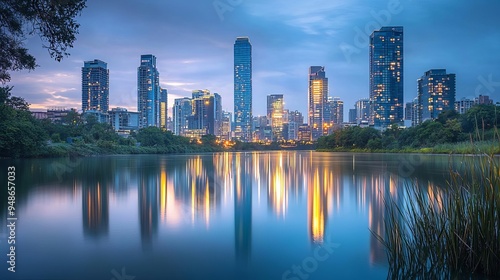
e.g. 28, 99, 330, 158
0, 0, 87, 83
0, 87, 46, 157
317, 105, 499, 151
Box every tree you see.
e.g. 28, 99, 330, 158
0, 87, 47, 157
0, 86, 30, 110
0, 0, 87, 83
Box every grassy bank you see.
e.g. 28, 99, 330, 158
316, 140, 500, 155
374, 153, 500, 278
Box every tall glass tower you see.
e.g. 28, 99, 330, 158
308, 66, 328, 140
369, 26, 404, 128
138, 54, 160, 128
267, 94, 284, 141
82, 59, 109, 113
160, 88, 168, 130
234, 37, 252, 142
417, 69, 456, 124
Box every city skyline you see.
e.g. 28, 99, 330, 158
7, 0, 500, 121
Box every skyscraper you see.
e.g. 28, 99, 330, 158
173, 97, 192, 136
328, 97, 344, 125
369, 26, 404, 128
187, 90, 223, 137
348, 108, 357, 123
308, 66, 328, 140
160, 88, 168, 130
267, 94, 284, 141
221, 111, 232, 140
137, 54, 160, 128
417, 69, 456, 124
82, 59, 109, 113
355, 98, 370, 124
234, 37, 252, 142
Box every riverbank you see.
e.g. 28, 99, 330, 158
317, 140, 500, 155
29, 142, 316, 158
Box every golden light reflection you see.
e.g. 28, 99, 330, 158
308, 169, 325, 243
268, 153, 288, 217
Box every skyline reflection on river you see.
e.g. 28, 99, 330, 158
0, 152, 453, 280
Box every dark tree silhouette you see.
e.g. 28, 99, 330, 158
0, 0, 87, 83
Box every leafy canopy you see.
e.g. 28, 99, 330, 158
0, 0, 87, 83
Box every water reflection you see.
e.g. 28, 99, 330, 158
138, 167, 159, 248
0, 152, 475, 280
82, 183, 109, 238
234, 153, 252, 262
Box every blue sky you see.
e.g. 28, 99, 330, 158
9, 0, 500, 120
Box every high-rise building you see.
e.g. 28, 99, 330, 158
455, 98, 475, 114
476, 95, 493, 105
405, 102, 413, 121
137, 54, 160, 128
82, 59, 109, 113
417, 69, 456, 124
234, 37, 252, 142
288, 110, 304, 141
160, 88, 168, 130
328, 97, 344, 125
267, 94, 284, 141
369, 26, 404, 128
355, 98, 370, 125
221, 111, 232, 140
308, 66, 328, 140
187, 90, 222, 138
348, 108, 357, 123
411, 97, 419, 127
173, 97, 192, 136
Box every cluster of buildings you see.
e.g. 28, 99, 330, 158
32, 27, 497, 141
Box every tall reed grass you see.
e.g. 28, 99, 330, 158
375, 128, 500, 279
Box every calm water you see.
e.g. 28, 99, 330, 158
0, 151, 460, 280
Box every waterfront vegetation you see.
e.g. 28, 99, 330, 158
317, 105, 500, 154
374, 152, 500, 278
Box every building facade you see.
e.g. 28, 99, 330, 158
355, 98, 370, 125
267, 94, 284, 141
109, 107, 140, 134
328, 97, 344, 126
308, 66, 328, 140
173, 97, 192, 136
160, 88, 168, 130
455, 98, 476, 114
187, 90, 222, 137
82, 59, 109, 113
221, 111, 232, 140
234, 37, 253, 142
137, 54, 160, 128
369, 26, 404, 128
417, 69, 456, 124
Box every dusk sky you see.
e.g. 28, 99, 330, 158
9, 0, 500, 119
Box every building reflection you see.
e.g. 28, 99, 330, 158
138, 167, 159, 249
82, 182, 109, 238
306, 164, 337, 244
267, 153, 288, 217
234, 153, 252, 262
